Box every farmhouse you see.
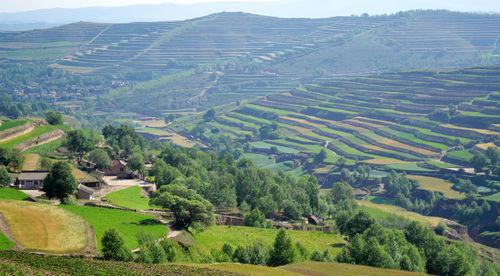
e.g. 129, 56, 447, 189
15, 171, 49, 190
104, 160, 131, 179
76, 184, 96, 200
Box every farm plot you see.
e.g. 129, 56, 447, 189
0, 200, 89, 254
358, 196, 442, 228
105, 186, 151, 211
407, 175, 464, 199
194, 225, 343, 256
0, 125, 62, 150
61, 205, 167, 250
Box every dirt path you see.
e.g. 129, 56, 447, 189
81, 224, 98, 257
0, 214, 23, 250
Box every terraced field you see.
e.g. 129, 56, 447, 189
198, 65, 500, 175
0, 120, 66, 153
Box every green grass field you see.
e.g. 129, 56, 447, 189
0, 120, 27, 132
23, 138, 64, 156
445, 149, 474, 162
61, 205, 167, 250
106, 186, 151, 211
358, 196, 442, 228
483, 192, 500, 203
407, 175, 464, 199
0, 125, 59, 150
194, 225, 343, 256
0, 188, 29, 201
0, 232, 14, 250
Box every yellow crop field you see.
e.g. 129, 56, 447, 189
441, 124, 500, 135
357, 199, 442, 227
474, 142, 498, 151
0, 200, 89, 253
408, 175, 464, 199
362, 158, 410, 165
21, 153, 40, 171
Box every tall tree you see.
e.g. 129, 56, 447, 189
268, 229, 296, 266
88, 149, 111, 170
0, 166, 12, 187
42, 162, 76, 203
66, 130, 96, 156
151, 184, 214, 229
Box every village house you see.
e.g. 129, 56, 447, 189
15, 171, 49, 190
76, 184, 96, 200
104, 160, 131, 179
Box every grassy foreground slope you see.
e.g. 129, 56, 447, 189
0, 200, 88, 254
61, 205, 167, 250
0, 251, 428, 276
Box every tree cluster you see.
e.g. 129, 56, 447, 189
148, 144, 321, 220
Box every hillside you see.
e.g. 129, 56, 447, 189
1, 11, 500, 117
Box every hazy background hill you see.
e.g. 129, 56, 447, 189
1, 0, 500, 30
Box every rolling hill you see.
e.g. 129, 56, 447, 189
1, 11, 500, 117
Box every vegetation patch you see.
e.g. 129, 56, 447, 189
194, 225, 343, 256
0, 188, 29, 201
62, 205, 167, 250
0, 200, 88, 253
357, 197, 442, 227
282, 261, 426, 276
407, 175, 464, 199
106, 186, 151, 211
0, 232, 14, 251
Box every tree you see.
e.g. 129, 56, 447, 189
268, 229, 296, 266
345, 210, 375, 238
203, 108, 216, 122
89, 149, 111, 170
486, 147, 500, 166
42, 162, 77, 203
244, 208, 269, 228
313, 149, 328, 164
127, 152, 144, 174
66, 130, 95, 156
45, 111, 63, 125
101, 229, 132, 261
151, 184, 214, 229
136, 233, 166, 264
0, 166, 11, 187
328, 182, 354, 205
471, 154, 487, 172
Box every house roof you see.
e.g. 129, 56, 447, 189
77, 184, 95, 195
18, 171, 49, 181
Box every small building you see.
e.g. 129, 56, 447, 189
16, 171, 49, 190
104, 160, 130, 179
76, 184, 96, 201
306, 215, 321, 225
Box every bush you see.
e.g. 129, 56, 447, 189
244, 208, 271, 228
101, 229, 132, 261
435, 221, 446, 235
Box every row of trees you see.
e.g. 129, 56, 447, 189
101, 227, 319, 267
